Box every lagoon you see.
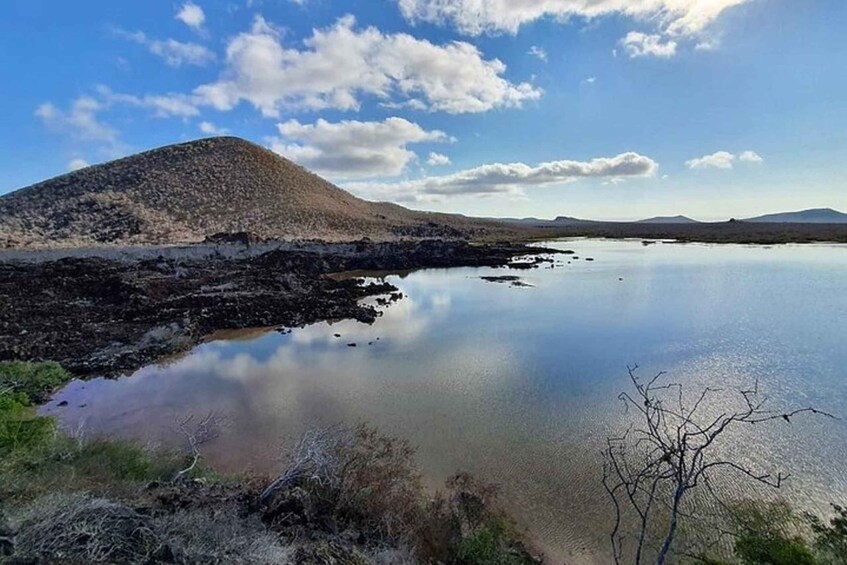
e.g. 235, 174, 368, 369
44, 239, 847, 563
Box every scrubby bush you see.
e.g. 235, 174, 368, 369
153, 504, 292, 564
12, 493, 293, 564
261, 423, 424, 541
262, 425, 540, 564
808, 504, 847, 564
0, 361, 73, 403
13, 492, 162, 562
0, 390, 55, 455
694, 500, 847, 565
730, 500, 815, 565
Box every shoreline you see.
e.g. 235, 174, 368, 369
0, 239, 562, 378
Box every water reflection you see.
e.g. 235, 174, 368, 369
44, 240, 847, 564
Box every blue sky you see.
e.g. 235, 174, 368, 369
2, 0, 845, 220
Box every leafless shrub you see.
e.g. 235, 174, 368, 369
603, 365, 836, 565
13, 492, 161, 562
262, 424, 423, 541
173, 411, 223, 482
152, 504, 292, 564
366, 545, 419, 565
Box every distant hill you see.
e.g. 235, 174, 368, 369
742, 208, 847, 224
0, 137, 514, 248
492, 215, 595, 228
636, 215, 700, 224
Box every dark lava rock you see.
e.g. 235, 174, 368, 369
0, 240, 561, 377
480, 275, 521, 283
203, 231, 263, 246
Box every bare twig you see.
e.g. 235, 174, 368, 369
603, 365, 836, 565
173, 412, 222, 482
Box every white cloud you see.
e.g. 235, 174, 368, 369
582, 76, 596, 84
528, 45, 548, 62
194, 15, 541, 117
67, 158, 90, 171
739, 150, 763, 163
96, 86, 201, 118
346, 152, 659, 202
685, 150, 735, 169
427, 152, 451, 166
118, 29, 215, 67
396, 0, 750, 38
176, 2, 205, 30
35, 97, 117, 142
686, 150, 764, 170
199, 121, 230, 135
695, 39, 720, 51
267, 117, 450, 179
621, 32, 677, 58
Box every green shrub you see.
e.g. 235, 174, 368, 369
809, 505, 847, 565
0, 361, 73, 403
67, 440, 169, 482
735, 530, 817, 565
730, 501, 817, 565
457, 522, 523, 565
0, 390, 55, 455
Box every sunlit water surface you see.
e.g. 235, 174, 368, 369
44, 240, 847, 563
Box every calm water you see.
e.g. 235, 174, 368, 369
44, 239, 847, 563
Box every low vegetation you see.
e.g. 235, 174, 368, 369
4, 361, 844, 564
0, 361, 539, 564
691, 500, 847, 565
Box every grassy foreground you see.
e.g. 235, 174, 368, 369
0, 361, 540, 564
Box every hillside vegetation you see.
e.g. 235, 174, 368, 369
0, 137, 514, 248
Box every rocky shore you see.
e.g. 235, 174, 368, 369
0, 239, 557, 377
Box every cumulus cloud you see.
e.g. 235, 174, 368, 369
96, 86, 201, 118
346, 152, 659, 202
620, 32, 677, 58
267, 117, 450, 179
194, 15, 541, 117
67, 158, 91, 171
685, 151, 735, 169
739, 150, 763, 163
427, 152, 451, 166
35, 97, 117, 142
528, 45, 548, 62
176, 2, 205, 30
396, 0, 750, 37
117, 29, 215, 67
199, 121, 230, 135
686, 150, 763, 170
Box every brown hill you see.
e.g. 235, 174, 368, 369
0, 137, 514, 248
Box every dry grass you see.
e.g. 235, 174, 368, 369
12, 493, 293, 564
0, 136, 516, 249
14, 493, 162, 562
153, 504, 292, 564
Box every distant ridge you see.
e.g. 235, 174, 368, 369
491, 215, 595, 228
742, 208, 847, 224
0, 137, 512, 248
636, 215, 700, 224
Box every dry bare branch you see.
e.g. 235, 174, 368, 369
173, 411, 223, 482
603, 365, 836, 565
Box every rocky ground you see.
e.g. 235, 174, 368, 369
0, 239, 558, 377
